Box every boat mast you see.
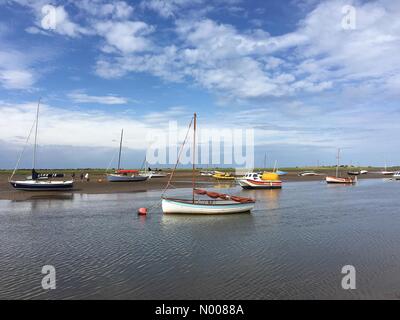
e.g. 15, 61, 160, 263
117, 129, 124, 170
192, 113, 197, 203
263, 152, 266, 169
336, 148, 340, 177
32, 98, 41, 170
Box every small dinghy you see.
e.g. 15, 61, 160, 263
9, 99, 73, 191
347, 171, 360, 176
161, 113, 255, 215
212, 171, 235, 180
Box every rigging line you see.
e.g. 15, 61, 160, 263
105, 151, 117, 173
161, 116, 194, 198
9, 119, 37, 182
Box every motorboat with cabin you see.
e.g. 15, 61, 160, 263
238, 172, 282, 189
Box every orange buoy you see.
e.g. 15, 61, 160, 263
138, 207, 147, 215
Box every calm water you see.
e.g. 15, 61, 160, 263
1, 179, 400, 299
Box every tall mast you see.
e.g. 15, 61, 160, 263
336, 148, 340, 177
117, 129, 124, 170
263, 152, 266, 169
192, 113, 197, 203
32, 98, 41, 169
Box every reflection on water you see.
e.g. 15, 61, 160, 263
213, 182, 237, 189
1, 179, 400, 299
243, 188, 282, 210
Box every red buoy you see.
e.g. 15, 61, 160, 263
138, 207, 147, 215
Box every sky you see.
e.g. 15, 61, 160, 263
0, 0, 399, 169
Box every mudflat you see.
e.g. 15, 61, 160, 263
0, 170, 387, 201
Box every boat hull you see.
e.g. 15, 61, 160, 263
10, 180, 74, 191
162, 198, 254, 214
106, 174, 148, 182
325, 176, 356, 184
238, 179, 282, 189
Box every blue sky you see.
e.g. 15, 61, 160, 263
0, 0, 399, 169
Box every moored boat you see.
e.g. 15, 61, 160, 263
238, 172, 282, 189
212, 171, 235, 180
298, 171, 322, 176
325, 148, 356, 184
326, 176, 357, 184
162, 194, 255, 214
107, 170, 149, 182
9, 99, 74, 191
393, 171, 400, 180
347, 171, 360, 176
10, 178, 73, 191
106, 130, 149, 182
161, 113, 255, 215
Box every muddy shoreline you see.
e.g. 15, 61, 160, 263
0, 170, 388, 201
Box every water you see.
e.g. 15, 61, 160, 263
1, 179, 400, 299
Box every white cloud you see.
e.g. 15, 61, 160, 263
76, 0, 134, 20
94, 20, 154, 54
0, 48, 37, 89
49, 6, 89, 37
68, 92, 129, 105
94, 0, 400, 101
0, 69, 35, 89
141, 0, 204, 18
0, 101, 188, 149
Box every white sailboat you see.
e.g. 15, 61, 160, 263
139, 155, 169, 178
381, 161, 394, 175
106, 129, 149, 182
9, 99, 74, 191
161, 113, 255, 214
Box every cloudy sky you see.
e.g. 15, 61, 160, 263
0, 0, 399, 169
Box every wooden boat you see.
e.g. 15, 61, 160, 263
9, 99, 73, 191
326, 176, 356, 184
106, 130, 149, 182
162, 194, 255, 214
161, 113, 255, 214
325, 148, 356, 184
238, 172, 282, 189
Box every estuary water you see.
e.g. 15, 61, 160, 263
1, 179, 400, 299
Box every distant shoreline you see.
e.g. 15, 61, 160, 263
0, 170, 393, 201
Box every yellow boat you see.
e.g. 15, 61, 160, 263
212, 172, 235, 180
